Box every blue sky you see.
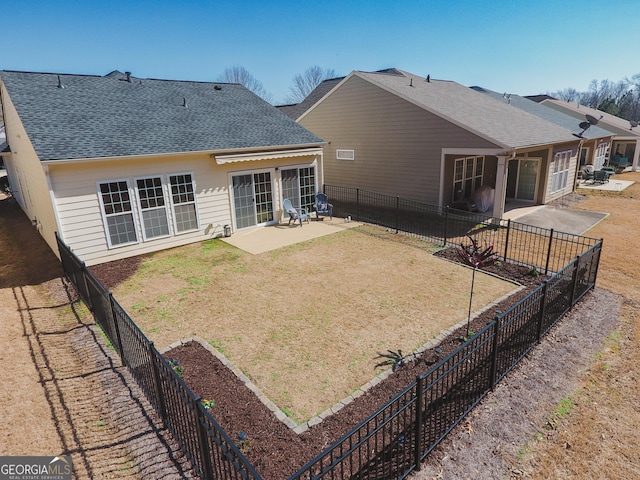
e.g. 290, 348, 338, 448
3, 0, 639, 104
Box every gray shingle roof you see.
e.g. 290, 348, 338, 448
0, 70, 324, 161
353, 70, 577, 150
277, 77, 344, 120
471, 87, 617, 139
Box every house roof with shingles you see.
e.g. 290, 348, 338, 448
540, 98, 640, 138
277, 77, 344, 120
471, 87, 617, 140
0, 70, 324, 162
304, 69, 577, 150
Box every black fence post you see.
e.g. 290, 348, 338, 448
193, 396, 214, 480
536, 281, 549, 342
356, 188, 360, 222
544, 228, 554, 275
148, 342, 168, 421
443, 206, 449, 247
592, 239, 604, 288
413, 375, 423, 471
395, 196, 400, 234
80, 263, 93, 311
569, 255, 581, 306
489, 311, 502, 391
503, 219, 511, 262
108, 293, 126, 363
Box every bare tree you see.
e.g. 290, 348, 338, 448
217, 66, 273, 103
554, 88, 580, 102
550, 72, 640, 121
286, 66, 337, 103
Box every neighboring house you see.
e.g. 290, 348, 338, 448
277, 76, 344, 120
0, 125, 7, 176
535, 98, 640, 172
472, 87, 615, 170
0, 70, 325, 266
295, 69, 582, 218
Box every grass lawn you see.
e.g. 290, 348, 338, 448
111, 226, 517, 423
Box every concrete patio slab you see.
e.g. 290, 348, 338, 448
221, 218, 360, 254
577, 179, 635, 192
509, 206, 608, 235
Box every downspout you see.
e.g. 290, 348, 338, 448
43, 164, 64, 244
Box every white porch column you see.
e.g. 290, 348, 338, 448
493, 155, 508, 219
632, 139, 640, 172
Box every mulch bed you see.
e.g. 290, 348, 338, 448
156, 251, 546, 480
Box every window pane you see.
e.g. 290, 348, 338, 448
107, 213, 137, 245
169, 174, 198, 232
174, 204, 198, 232
99, 180, 138, 246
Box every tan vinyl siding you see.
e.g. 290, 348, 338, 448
50, 152, 320, 266
300, 75, 498, 205
0, 85, 60, 257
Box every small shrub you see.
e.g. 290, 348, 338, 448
201, 399, 215, 410
168, 358, 184, 376
456, 235, 497, 268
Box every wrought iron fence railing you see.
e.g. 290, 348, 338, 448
56, 184, 603, 479
56, 233, 262, 480
324, 184, 599, 274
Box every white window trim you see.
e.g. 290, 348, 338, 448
280, 163, 317, 212
551, 150, 571, 193
168, 172, 200, 234
134, 175, 172, 241
97, 178, 139, 249
453, 156, 484, 201
336, 149, 355, 161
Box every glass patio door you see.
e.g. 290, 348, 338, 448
506, 159, 539, 201
232, 172, 274, 229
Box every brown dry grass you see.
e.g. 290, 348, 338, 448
111, 227, 517, 423
513, 171, 640, 478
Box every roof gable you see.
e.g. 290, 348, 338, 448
352, 70, 577, 150
0, 70, 324, 161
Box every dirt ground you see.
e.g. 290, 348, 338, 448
412, 172, 640, 479
0, 195, 195, 479
2, 172, 640, 479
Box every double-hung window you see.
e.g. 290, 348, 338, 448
169, 173, 199, 233
551, 150, 571, 193
98, 180, 138, 247
136, 176, 170, 240
453, 156, 484, 200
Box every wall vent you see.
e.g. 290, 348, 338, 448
336, 149, 355, 161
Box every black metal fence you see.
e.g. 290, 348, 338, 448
289, 240, 602, 480
56, 233, 262, 480
324, 185, 599, 274
56, 183, 603, 480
